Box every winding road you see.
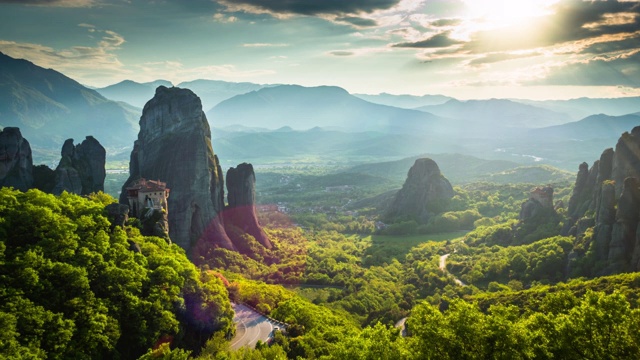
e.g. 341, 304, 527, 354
439, 253, 465, 286
230, 304, 283, 350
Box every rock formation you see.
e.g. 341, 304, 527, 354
566, 126, 640, 274
119, 86, 234, 252
519, 186, 554, 222
52, 136, 106, 195
0, 127, 34, 191
384, 158, 454, 223
105, 203, 130, 230
224, 163, 272, 249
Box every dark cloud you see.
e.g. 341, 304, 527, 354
336, 16, 377, 27
393, 31, 462, 48
465, 0, 640, 53
217, 0, 401, 16
529, 52, 640, 88
0, 0, 94, 6
468, 52, 540, 66
580, 35, 640, 55
430, 18, 462, 27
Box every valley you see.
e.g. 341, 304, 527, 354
1, 49, 640, 360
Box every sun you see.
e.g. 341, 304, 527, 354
463, 0, 559, 28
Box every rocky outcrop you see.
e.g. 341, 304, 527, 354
224, 163, 272, 250
52, 136, 106, 195
105, 203, 130, 230
613, 127, 640, 196
567, 126, 640, 275
519, 186, 554, 222
140, 208, 170, 241
119, 86, 234, 253
384, 158, 454, 223
0, 127, 33, 191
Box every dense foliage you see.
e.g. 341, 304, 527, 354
0, 188, 233, 359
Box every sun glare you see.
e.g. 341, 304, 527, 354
463, 0, 558, 27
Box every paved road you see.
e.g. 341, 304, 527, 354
230, 304, 280, 350
395, 317, 407, 337
439, 253, 465, 286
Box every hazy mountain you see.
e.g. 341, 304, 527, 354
353, 92, 453, 109
207, 85, 443, 133
95, 79, 172, 108
0, 52, 139, 155
516, 97, 640, 120
176, 79, 269, 111
416, 99, 573, 131
210, 127, 475, 166
529, 113, 640, 140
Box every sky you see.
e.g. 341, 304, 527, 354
1, 0, 639, 100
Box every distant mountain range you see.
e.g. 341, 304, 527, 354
95, 79, 269, 110
516, 97, 640, 120
175, 79, 270, 111
95, 80, 172, 108
353, 93, 453, 109
529, 114, 640, 140
0, 52, 139, 153
207, 85, 444, 133
3, 51, 639, 170
417, 98, 573, 130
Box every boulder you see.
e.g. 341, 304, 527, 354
0, 127, 33, 191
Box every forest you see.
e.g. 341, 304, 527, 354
4, 162, 640, 359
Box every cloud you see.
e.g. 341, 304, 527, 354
326, 47, 391, 57
329, 50, 354, 56
464, 0, 640, 53
430, 18, 463, 27
529, 51, 640, 88
0, 0, 95, 7
335, 16, 378, 27
580, 33, 640, 54
0, 28, 128, 85
212, 13, 238, 23
242, 43, 289, 47
216, 0, 402, 17
393, 31, 462, 48
468, 52, 541, 67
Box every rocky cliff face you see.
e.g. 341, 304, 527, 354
224, 163, 272, 250
0, 127, 34, 191
52, 136, 106, 195
384, 158, 453, 223
567, 126, 640, 274
120, 86, 234, 252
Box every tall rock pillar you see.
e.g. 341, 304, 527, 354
120, 86, 234, 253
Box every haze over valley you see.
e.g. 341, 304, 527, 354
2, 1, 640, 359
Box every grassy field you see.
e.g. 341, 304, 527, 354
362, 231, 469, 265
